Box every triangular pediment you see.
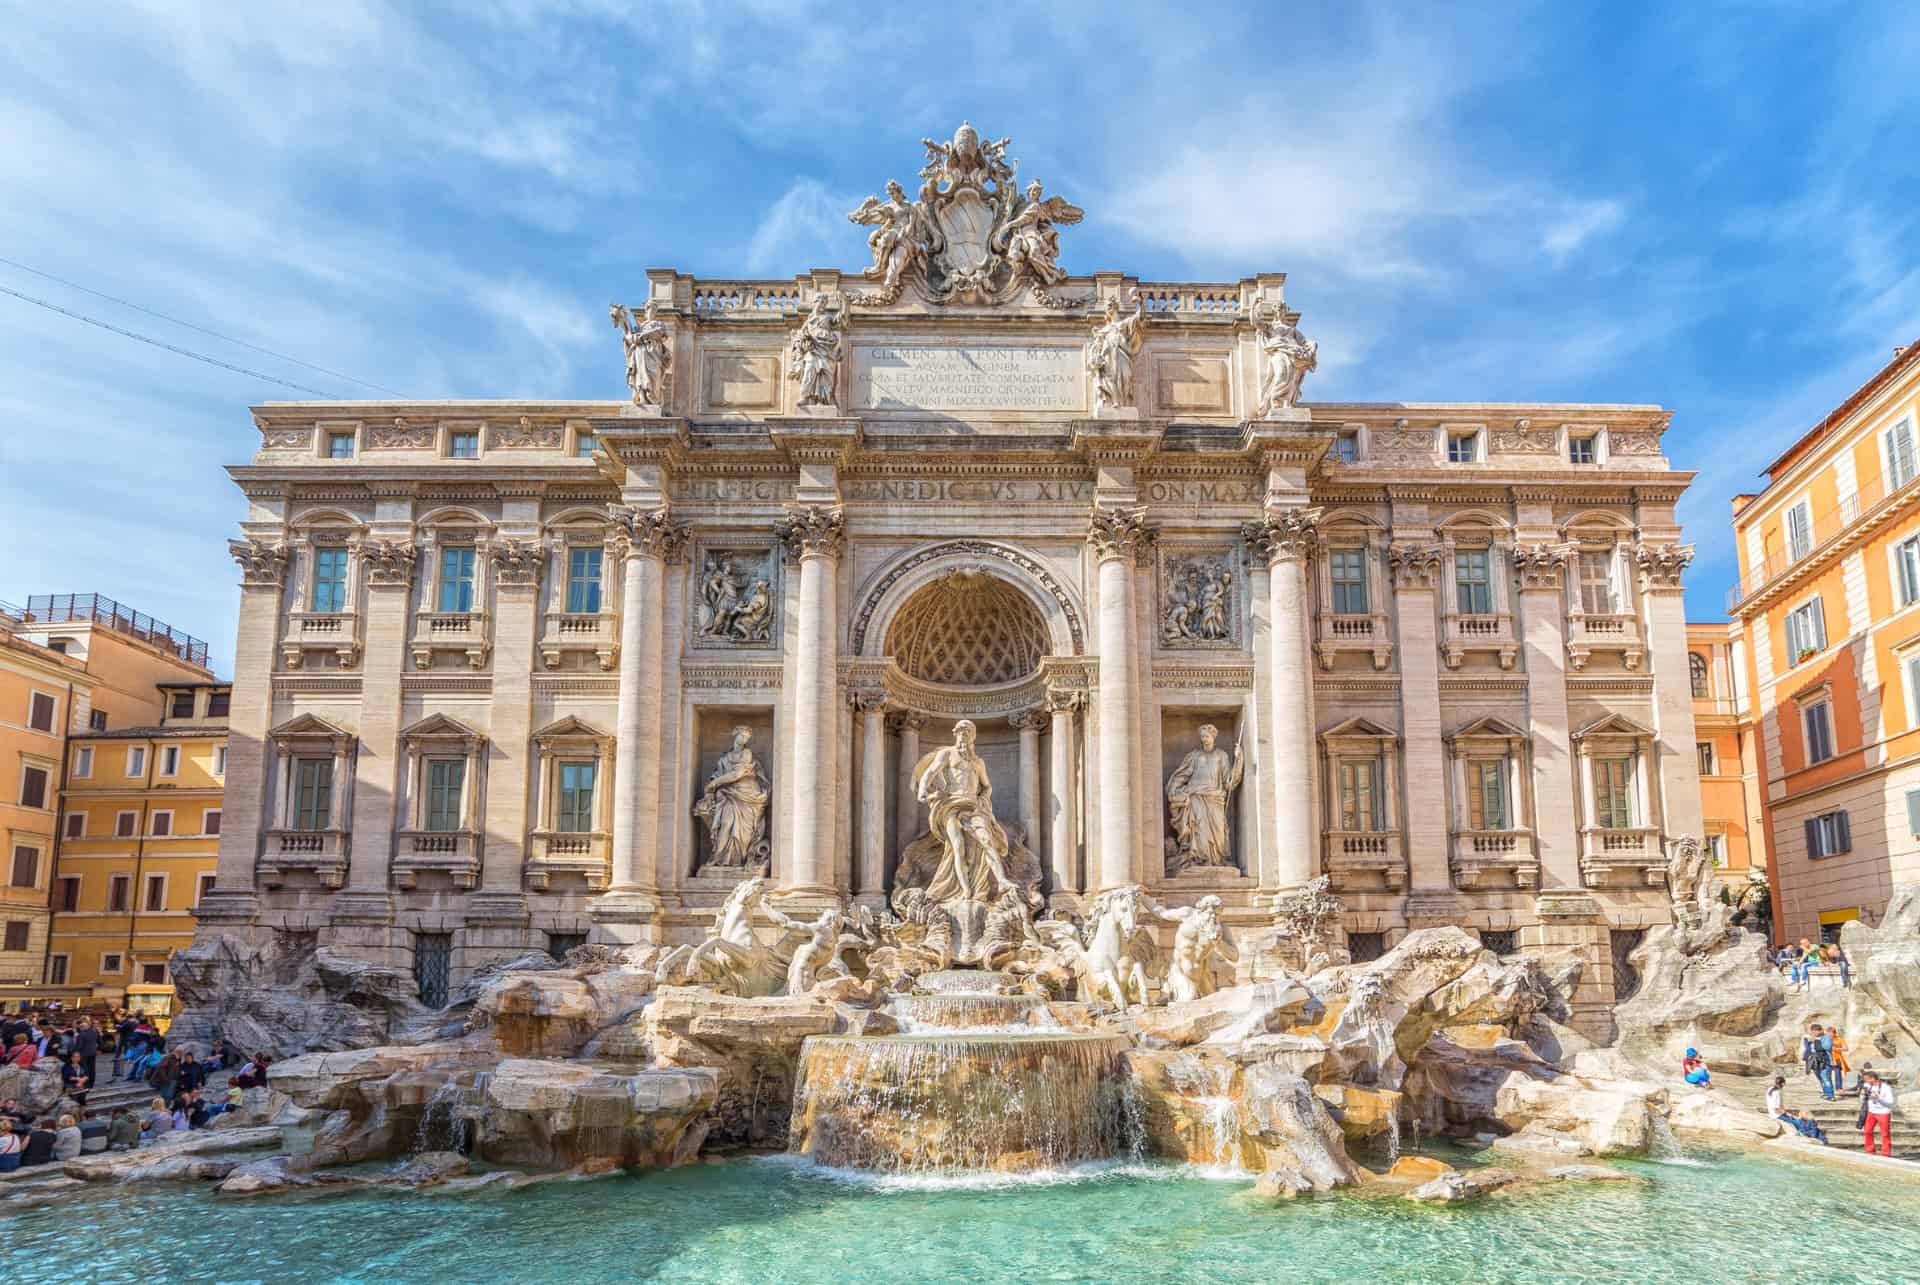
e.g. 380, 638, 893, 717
1447, 715, 1527, 743
1321, 716, 1397, 743
269, 712, 352, 743
1573, 712, 1654, 741
399, 712, 485, 745
533, 714, 609, 743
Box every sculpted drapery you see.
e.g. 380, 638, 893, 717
914, 720, 1015, 905
1166, 724, 1243, 872
694, 726, 770, 869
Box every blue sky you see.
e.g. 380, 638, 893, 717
3, 2, 1916, 674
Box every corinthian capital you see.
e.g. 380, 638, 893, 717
777, 504, 846, 560
1633, 542, 1694, 591
357, 539, 418, 589
1510, 541, 1576, 591
228, 538, 289, 588
1086, 506, 1157, 563
1386, 542, 1448, 589
486, 537, 544, 588
1241, 508, 1322, 566
610, 503, 690, 562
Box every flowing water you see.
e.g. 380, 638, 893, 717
5, 1148, 1915, 1283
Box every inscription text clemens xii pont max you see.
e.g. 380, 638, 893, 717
853, 345, 1083, 412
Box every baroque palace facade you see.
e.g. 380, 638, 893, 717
200, 125, 1701, 1029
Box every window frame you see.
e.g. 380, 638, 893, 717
1592, 756, 1636, 829
106, 873, 132, 914
203, 808, 222, 836
1577, 547, 1619, 615
310, 544, 351, 614
142, 872, 169, 914
206, 690, 231, 719
1696, 741, 1715, 776
9, 843, 41, 890
1466, 757, 1510, 830
1328, 547, 1369, 616
1568, 433, 1599, 465
55, 876, 80, 913
1806, 809, 1851, 859
1689, 652, 1711, 699
1333, 430, 1360, 464
17, 762, 50, 810
1336, 757, 1384, 833
158, 744, 180, 777
292, 756, 335, 831
436, 544, 479, 614
99, 951, 125, 975
125, 744, 147, 777
1884, 415, 1917, 492
26, 689, 57, 734
325, 430, 356, 460
424, 757, 468, 833
4, 922, 32, 954
72, 746, 92, 778
1446, 430, 1480, 464
1784, 496, 1814, 561
196, 872, 217, 904
214, 745, 229, 776
114, 810, 138, 838
169, 690, 196, 720
1784, 596, 1827, 664
573, 429, 598, 460
556, 759, 599, 834
63, 811, 85, 840
1455, 547, 1495, 615
447, 430, 481, 460
565, 545, 605, 615
45, 954, 70, 985
1802, 696, 1836, 765
148, 809, 173, 838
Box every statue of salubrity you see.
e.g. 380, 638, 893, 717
1165, 724, 1244, 875
694, 725, 770, 871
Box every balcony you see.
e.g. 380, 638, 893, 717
260, 828, 350, 888
410, 610, 490, 670
539, 610, 619, 671
1441, 612, 1517, 670
525, 831, 611, 892
392, 829, 482, 890
1448, 830, 1539, 891
1566, 612, 1643, 671
282, 611, 360, 668
1314, 612, 1392, 671
1726, 464, 1920, 610
1322, 830, 1406, 892
1578, 827, 1666, 889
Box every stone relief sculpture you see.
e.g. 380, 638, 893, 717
1034, 885, 1157, 1010
695, 551, 774, 644
847, 122, 1086, 306
1271, 875, 1345, 976
1165, 725, 1244, 874
1161, 556, 1235, 645
609, 300, 672, 409
1159, 895, 1238, 1004
1664, 835, 1717, 929
692, 726, 771, 872
785, 295, 845, 408
1087, 290, 1146, 412
1254, 301, 1317, 416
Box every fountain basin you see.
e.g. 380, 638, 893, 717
885, 991, 1059, 1032
790, 1032, 1137, 1173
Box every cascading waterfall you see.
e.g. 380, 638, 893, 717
410, 1078, 473, 1155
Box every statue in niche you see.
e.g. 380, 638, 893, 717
693, 726, 770, 871
785, 295, 845, 408
609, 300, 672, 409
1162, 559, 1234, 644
1158, 895, 1238, 1004
1255, 301, 1317, 416
696, 552, 773, 644
1088, 290, 1146, 412
1165, 724, 1244, 874
915, 719, 1015, 906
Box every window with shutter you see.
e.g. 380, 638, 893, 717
27, 692, 55, 733
1803, 700, 1835, 764
1785, 500, 1813, 560
1888, 419, 1917, 490
1907, 789, 1920, 837
425, 759, 465, 832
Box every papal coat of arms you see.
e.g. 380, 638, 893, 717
848, 121, 1084, 307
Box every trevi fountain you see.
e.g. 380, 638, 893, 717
8, 124, 1918, 1283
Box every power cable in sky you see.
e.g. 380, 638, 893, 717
0, 254, 406, 398
0, 282, 343, 398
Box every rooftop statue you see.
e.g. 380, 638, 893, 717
609, 300, 672, 409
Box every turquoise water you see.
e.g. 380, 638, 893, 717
5, 1148, 1916, 1284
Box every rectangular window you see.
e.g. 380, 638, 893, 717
1704, 834, 1724, 865
1696, 742, 1715, 775
169, 691, 195, 719
1447, 432, 1479, 464
311, 546, 349, 613
204, 808, 222, 836
1785, 499, 1813, 561
575, 431, 597, 459
27, 691, 55, 733
1896, 536, 1920, 607
1329, 549, 1368, 614
449, 431, 480, 459
207, 690, 230, 718
557, 761, 597, 833
1785, 599, 1826, 662
149, 811, 172, 838
107, 874, 131, 914
10, 846, 39, 889
56, 877, 80, 913
1805, 809, 1851, 859
100, 952, 123, 974
214, 745, 228, 776
73, 747, 91, 778
1803, 699, 1836, 765
1886, 418, 1916, 490
293, 757, 334, 830
115, 811, 137, 838
18, 766, 48, 810
1568, 434, 1597, 465
327, 432, 356, 459
126, 745, 146, 777
197, 872, 216, 903
437, 546, 477, 613
1593, 758, 1634, 829
415, 933, 453, 1008
89, 709, 107, 731
1467, 760, 1508, 830
63, 813, 84, 839
3, 923, 28, 953
425, 759, 466, 832
159, 745, 180, 776
1455, 549, 1493, 615
46, 955, 69, 985
143, 874, 167, 913
140, 962, 166, 985
1578, 550, 1617, 614
1334, 431, 1359, 464
566, 546, 604, 614
1337, 759, 1382, 832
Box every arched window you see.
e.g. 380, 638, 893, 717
1688, 652, 1710, 699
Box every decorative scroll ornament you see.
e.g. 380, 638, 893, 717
1386, 542, 1449, 589
610, 504, 690, 561
1253, 301, 1318, 416
609, 300, 672, 409
1087, 506, 1157, 563
1241, 508, 1322, 566
785, 295, 845, 408
776, 504, 847, 560
1633, 541, 1694, 590
358, 539, 418, 588
486, 538, 544, 588
1510, 541, 1577, 590
228, 539, 289, 587
847, 122, 1085, 307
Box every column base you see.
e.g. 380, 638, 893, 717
587, 888, 663, 946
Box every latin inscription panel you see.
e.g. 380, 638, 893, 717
852, 344, 1084, 412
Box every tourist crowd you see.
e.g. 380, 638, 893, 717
0, 1007, 277, 1174
1677, 1021, 1897, 1157
1772, 939, 1850, 990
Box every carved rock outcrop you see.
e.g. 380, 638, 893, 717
477, 1059, 717, 1170
169, 933, 439, 1057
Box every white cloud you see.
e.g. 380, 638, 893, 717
1541, 199, 1625, 263
745, 179, 860, 276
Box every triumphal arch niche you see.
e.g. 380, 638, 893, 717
216, 122, 1700, 1027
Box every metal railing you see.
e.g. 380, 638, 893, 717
22, 593, 209, 668
1727, 465, 1920, 611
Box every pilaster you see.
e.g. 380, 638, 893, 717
1512, 541, 1581, 891
1636, 543, 1703, 840
1243, 508, 1320, 891
341, 537, 416, 912
1387, 540, 1451, 897
472, 536, 540, 925
203, 539, 289, 924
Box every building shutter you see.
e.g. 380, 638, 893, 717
1907, 789, 1920, 837
1804, 817, 1820, 858
1836, 811, 1851, 853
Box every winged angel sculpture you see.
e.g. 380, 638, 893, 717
847, 122, 1085, 306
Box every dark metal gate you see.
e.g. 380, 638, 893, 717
414, 932, 453, 1009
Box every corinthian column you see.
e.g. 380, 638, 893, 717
1087, 507, 1155, 891
891, 710, 924, 854
1243, 509, 1320, 890
1012, 709, 1044, 859
777, 504, 846, 902
596, 505, 685, 941
1045, 688, 1082, 901
854, 690, 888, 908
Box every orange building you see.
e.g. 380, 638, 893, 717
1684, 620, 1765, 890
1727, 341, 1920, 942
